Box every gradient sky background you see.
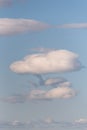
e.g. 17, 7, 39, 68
0, 0, 87, 130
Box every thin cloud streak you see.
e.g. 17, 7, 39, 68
57, 23, 87, 29
0, 18, 50, 35
0, 0, 12, 6
0, 0, 27, 7
1, 18, 87, 36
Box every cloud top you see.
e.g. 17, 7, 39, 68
10, 50, 83, 74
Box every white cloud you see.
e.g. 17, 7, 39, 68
11, 120, 25, 127
1, 19, 87, 35
29, 76, 68, 87
0, 120, 25, 128
1, 81, 77, 103
1, 118, 87, 129
75, 118, 87, 124
29, 81, 77, 100
44, 77, 67, 86
1, 94, 27, 103
43, 117, 55, 124
30, 47, 55, 53
0, 119, 58, 128
71, 118, 87, 129
0, 0, 27, 7
0, 18, 50, 35
58, 23, 87, 29
0, 19, 87, 36
10, 50, 83, 74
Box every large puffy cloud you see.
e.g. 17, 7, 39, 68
0, 18, 50, 35
10, 50, 83, 74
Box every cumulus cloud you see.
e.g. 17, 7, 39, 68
10, 50, 83, 74
0, 18, 50, 35
58, 23, 87, 29
0, 81, 77, 104
29, 82, 77, 100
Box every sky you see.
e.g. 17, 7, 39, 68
0, 0, 87, 130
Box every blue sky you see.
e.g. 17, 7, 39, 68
0, 0, 87, 130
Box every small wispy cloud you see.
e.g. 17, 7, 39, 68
0, 0, 27, 7
33, 75, 68, 87
0, 18, 50, 35
58, 23, 87, 29
0, 120, 28, 128
30, 47, 55, 53
0, 18, 87, 36
0, 0, 12, 6
0, 118, 87, 129
0, 94, 27, 103
75, 118, 87, 124
44, 77, 67, 87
